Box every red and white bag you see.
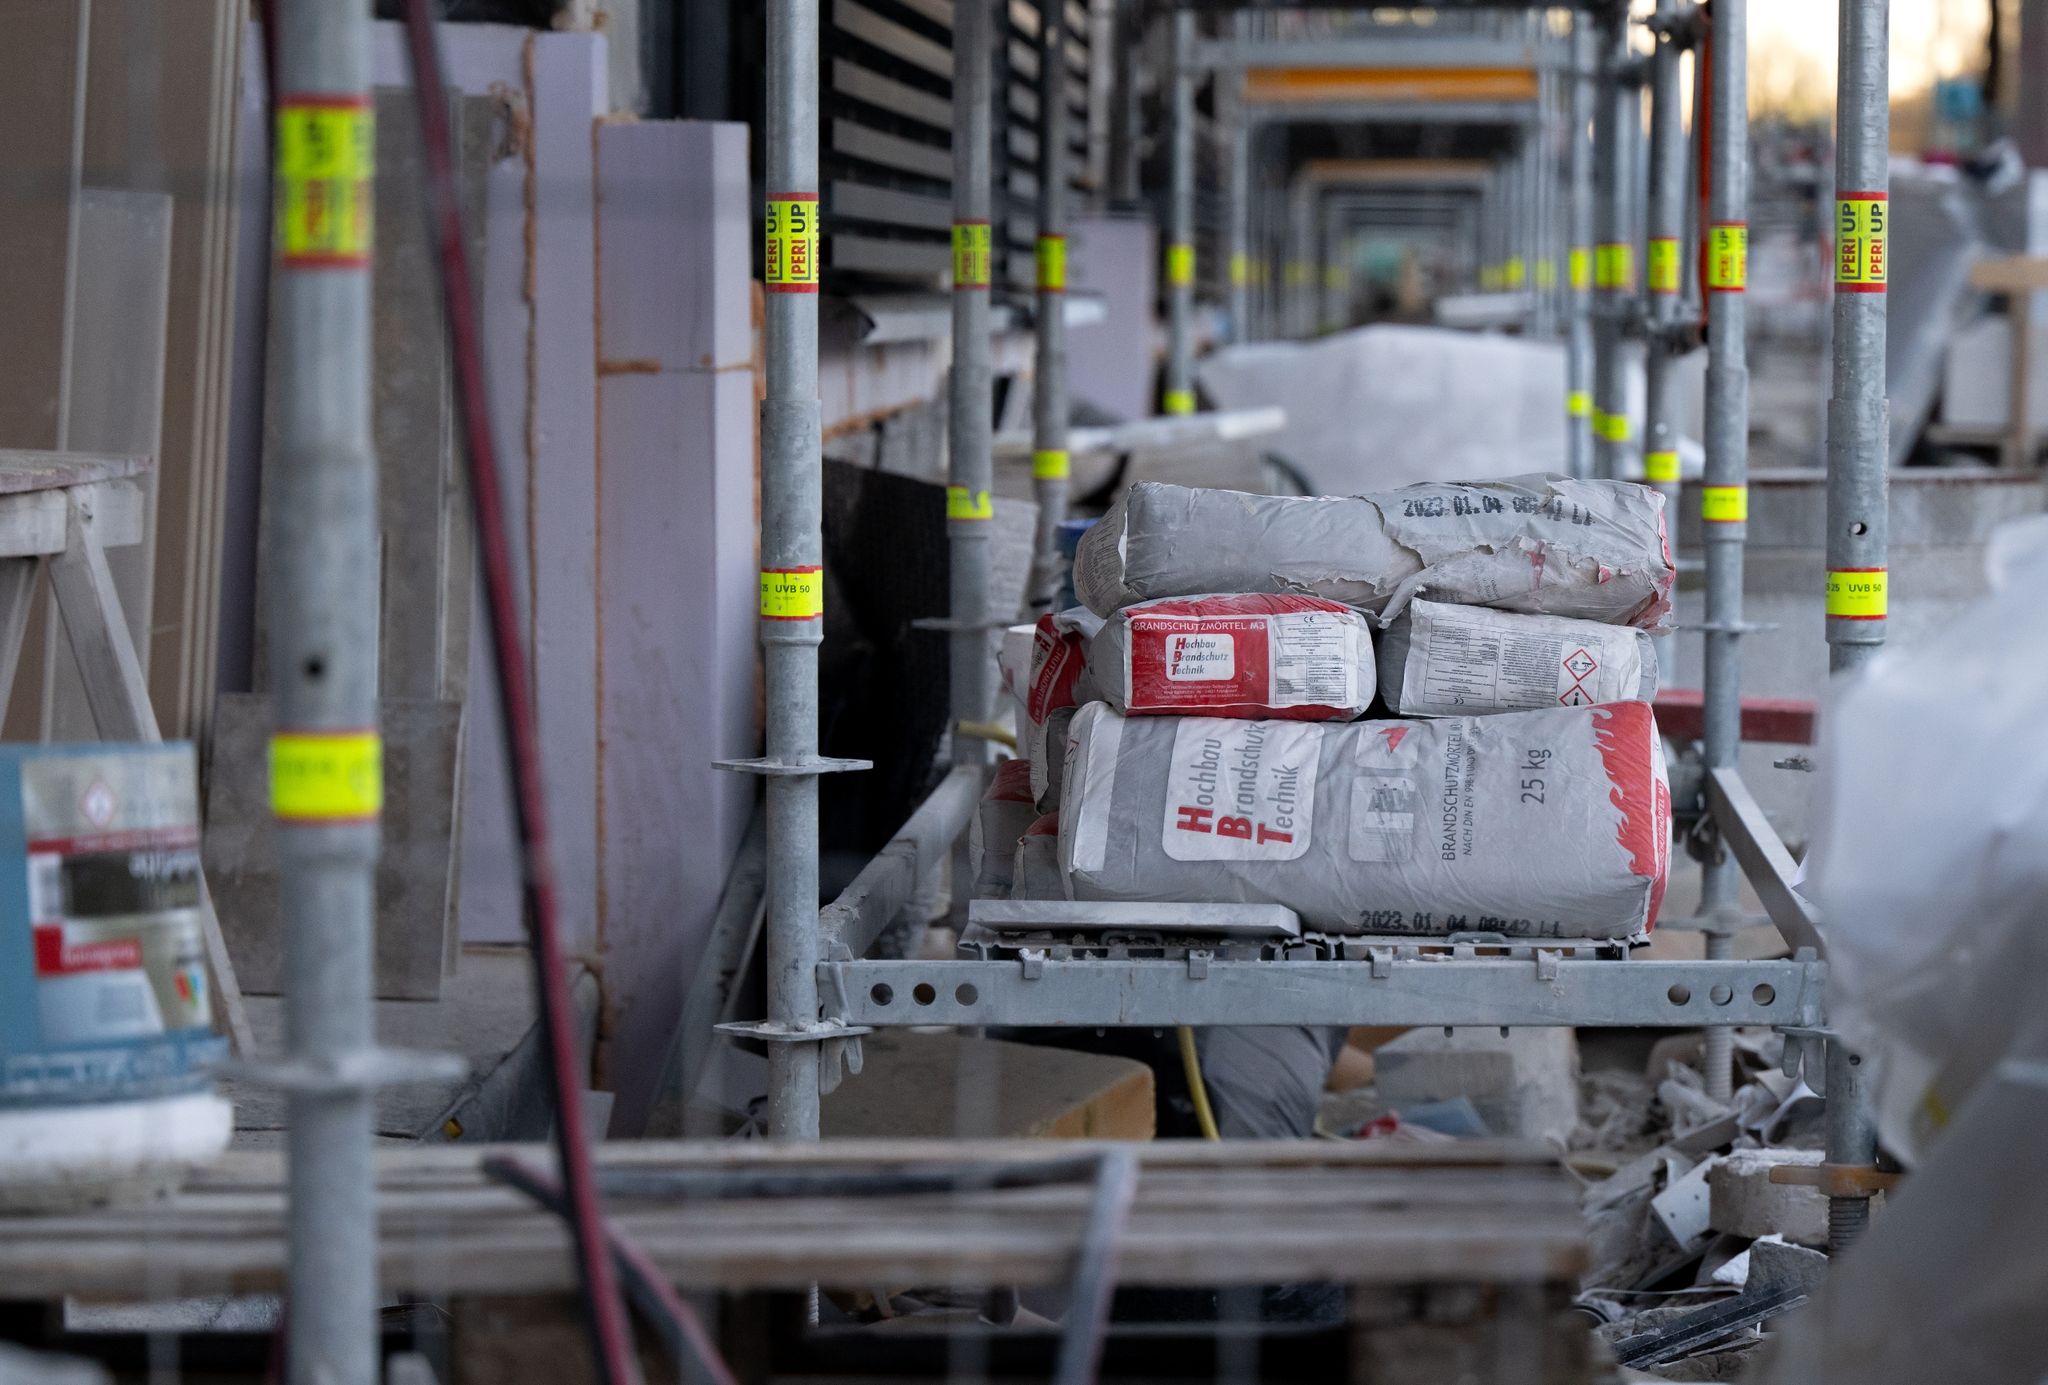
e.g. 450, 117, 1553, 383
1059, 700, 1670, 939
1079, 593, 1375, 721
1023, 611, 1098, 810
970, 759, 1039, 899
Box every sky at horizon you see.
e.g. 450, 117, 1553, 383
1749, 0, 1991, 118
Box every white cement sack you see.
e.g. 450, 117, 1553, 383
1011, 814, 1064, 901
1379, 600, 1659, 716
1058, 701, 1670, 939
1076, 475, 1673, 631
1030, 706, 1077, 813
1021, 611, 1099, 811
1079, 594, 1375, 720
970, 759, 1039, 899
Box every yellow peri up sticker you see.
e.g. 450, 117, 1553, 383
1534, 258, 1557, 290
1643, 450, 1680, 483
1481, 264, 1502, 291
946, 486, 993, 521
1163, 388, 1195, 416
1504, 257, 1526, 289
760, 567, 824, 620
765, 194, 819, 292
1647, 238, 1680, 294
1035, 234, 1067, 292
1593, 410, 1632, 443
1569, 247, 1591, 292
951, 220, 991, 289
1566, 390, 1592, 419
1701, 485, 1748, 522
276, 99, 373, 267
270, 731, 382, 823
1032, 449, 1070, 480
1167, 243, 1195, 288
1826, 568, 1888, 618
1836, 194, 1888, 291
1229, 252, 1248, 287
1595, 243, 1634, 292
1708, 223, 1749, 292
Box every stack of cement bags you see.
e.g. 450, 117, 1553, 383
978, 473, 1679, 942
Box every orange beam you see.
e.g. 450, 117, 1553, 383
1241, 67, 1539, 106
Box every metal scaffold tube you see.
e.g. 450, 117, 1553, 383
1591, 6, 1635, 481
762, 0, 826, 1139
1822, 0, 1889, 1240
1565, 15, 1596, 476
1165, 6, 1196, 412
1031, 0, 1071, 606
1698, 0, 1752, 1106
1642, 0, 1689, 528
270, 0, 378, 1378
1826, 0, 1891, 675
949, 0, 996, 758
1224, 30, 1250, 344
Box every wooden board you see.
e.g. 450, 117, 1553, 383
822, 1030, 1155, 1140
0, 1139, 1586, 1302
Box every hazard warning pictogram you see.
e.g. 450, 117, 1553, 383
1559, 647, 1598, 706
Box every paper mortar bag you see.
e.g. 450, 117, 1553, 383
1075, 474, 1673, 631
1058, 700, 1670, 939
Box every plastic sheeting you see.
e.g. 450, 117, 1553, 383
1194, 325, 1571, 493
1744, 517, 2048, 1385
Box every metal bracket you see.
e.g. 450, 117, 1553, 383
1769, 1160, 1900, 1198
1777, 1017, 1830, 1093
714, 1017, 873, 1044
1535, 949, 1562, 982
714, 754, 871, 777
1186, 950, 1211, 980
1644, 6, 1707, 48
217, 1046, 468, 1096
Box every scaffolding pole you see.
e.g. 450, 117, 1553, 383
1695, 0, 1752, 1109
758, 0, 829, 1140
1565, 15, 1596, 476
949, 0, 996, 766
1031, 0, 1071, 606
1532, 32, 1557, 339
1165, 7, 1196, 412
1591, 8, 1635, 481
270, 1, 378, 1379
1822, 0, 1890, 1243
1225, 44, 1250, 343
1642, 0, 1690, 685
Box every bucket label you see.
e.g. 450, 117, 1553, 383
3, 747, 223, 1105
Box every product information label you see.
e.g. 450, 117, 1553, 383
1826, 567, 1888, 618
276, 98, 372, 267
22, 751, 211, 1051
271, 731, 383, 823
1647, 238, 1680, 294
1167, 242, 1195, 288
1127, 613, 1357, 712
1405, 609, 1643, 714
1595, 243, 1633, 291
766, 194, 819, 292
952, 220, 991, 289
759, 567, 823, 620
1701, 485, 1748, 522
1161, 719, 1320, 862
1708, 223, 1749, 291
1836, 194, 1888, 291
946, 485, 993, 521
1031, 449, 1070, 480
1643, 450, 1680, 483
1034, 233, 1066, 291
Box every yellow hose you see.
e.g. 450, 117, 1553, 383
1177, 1026, 1220, 1141
955, 718, 1019, 750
